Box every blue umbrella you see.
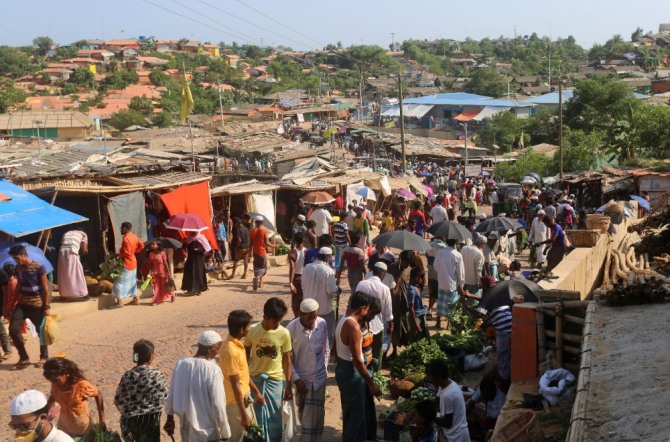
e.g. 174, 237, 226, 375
0, 242, 54, 273
420, 171, 433, 177
629, 195, 651, 212
355, 186, 377, 201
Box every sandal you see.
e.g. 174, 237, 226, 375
129, 297, 139, 306
1, 353, 12, 361
11, 360, 31, 371
35, 358, 47, 368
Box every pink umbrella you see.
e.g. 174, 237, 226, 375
396, 188, 417, 200
423, 185, 434, 199
165, 213, 209, 232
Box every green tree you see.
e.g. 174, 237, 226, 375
564, 75, 639, 132
631, 27, 645, 41
151, 110, 173, 127
0, 82, 28, 113
0, 46, 34, 77
32, 36, 54, 56
129, 95, 154, 116
149, 69, 169, 86
496, 151, 555, 182
557, 129, 604, 173
70, 67, 96, 90
476, 111, 526, 152
464, 67, 507, 97
109, 109, 147, 130
101, 68, 139, 91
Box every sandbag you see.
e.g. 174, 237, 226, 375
539, 368, 575, 406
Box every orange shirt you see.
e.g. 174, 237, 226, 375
250, 226, 269, 256
120, 232, 145, 270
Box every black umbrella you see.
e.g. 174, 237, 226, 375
372, 230, 431, 252
474, 216, 522, 234
427, 221, 472, 241
144, 237, 183, 249
481, 279, 542, 311
246, 212, 277, 231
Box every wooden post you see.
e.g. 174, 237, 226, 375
536, 309, 546, 373
555, 302, 563, 367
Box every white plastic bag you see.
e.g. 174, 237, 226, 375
281, 399, 297, 442
464, 353, 488, 371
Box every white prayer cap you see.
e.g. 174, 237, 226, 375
536, 204, 543, 210
297, 214, 306, 221
374, 261, 388, 271
537, 210, 546, 216
255, 215, 264, 222
300, 298, 319, 313
198, 330, 222, 347
319, 247, 333, 255
478, 213, 487, 220
11, 390, 47, 416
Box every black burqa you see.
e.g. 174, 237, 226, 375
181, 241, 208, 294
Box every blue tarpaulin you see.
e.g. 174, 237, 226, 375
0, 180, 88, 237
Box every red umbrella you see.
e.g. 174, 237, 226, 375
164, 213, 208, 232
301, 191, 335, 205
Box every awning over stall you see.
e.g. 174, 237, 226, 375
0, 180, 88, 237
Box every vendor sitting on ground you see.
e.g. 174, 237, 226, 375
466, 377, 506, 436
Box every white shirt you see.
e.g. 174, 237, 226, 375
165, 357, 231, 442
529, 217, 549, 242
356, 275, 393, 335
434, 246, 465, 292
293, 247, 305, 275
44, 425, 75, 442
491, 191, 499, 204
309, 208, 332, 237
301, 260, 338, 315
460, 245, 484, 286
437, 381, 471, 442
364, 271, 397, 291
286, 316, 330, 390
426, 239, 447, 281
430, 205, 448, 224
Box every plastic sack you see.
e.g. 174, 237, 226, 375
464, 353, 488, 371
539, 368, 575, 406
243, 428, 264, 442
45, 315, 61, 346
281, 399, 297, 442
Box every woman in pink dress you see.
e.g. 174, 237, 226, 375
146, 241, 174, 305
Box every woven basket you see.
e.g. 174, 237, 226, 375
567, 229, 600, 247
586, 214, 611, 234
491, 410, 544, 442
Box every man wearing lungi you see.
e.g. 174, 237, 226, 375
286, 299, 329, 441
113, 222, 144, 307
249, 216, 272, 290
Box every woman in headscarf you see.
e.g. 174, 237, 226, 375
181, 231, 211, 295
115, 340, 167, 442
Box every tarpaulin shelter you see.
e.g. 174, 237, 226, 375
0, 179, 87, 239
160, 182, 217, 249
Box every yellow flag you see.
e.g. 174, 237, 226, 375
180, 71, 194, 123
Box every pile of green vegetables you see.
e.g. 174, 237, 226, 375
99, 255, 124, 280
410, 387, 435, 402
372, 371, 390, 396
433, 328, 487, 355
390, 339, 462, 382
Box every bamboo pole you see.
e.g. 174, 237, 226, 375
544, 330, 582, 344
536, 310, 546, 368
555, 302, 564, 367
564, 314, 585, 326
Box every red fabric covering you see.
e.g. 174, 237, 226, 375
160, 182, 217, 250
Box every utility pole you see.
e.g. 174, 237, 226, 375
102, 123, 108, 163
34, 120, 42, 156
463, 122, 469, 166
390, 32, 395, 51
217, 82, 225, 130
398, 64, 406, 174
559, 81, 563, 179
548, 22, 552, 92
358, 69, 364, 123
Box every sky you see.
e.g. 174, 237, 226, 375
1, 0, 669, 52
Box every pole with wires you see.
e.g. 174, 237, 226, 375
397, 64, 406, 174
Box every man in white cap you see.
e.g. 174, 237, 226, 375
286, 299, 329, 441
528, 209, 549, 268
165, 331, 231, 442
302, 247, 339, 344
10, 390, 74, 442
461, 235, 486, 296
249, 215, 273, 290
292, 214, 307, 236
356, 262, 394, 365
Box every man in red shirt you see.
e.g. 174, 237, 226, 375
408, 202, 427, 237
333, 192, 345, 211
113, 221, 145, 307
249, 216, 273, 290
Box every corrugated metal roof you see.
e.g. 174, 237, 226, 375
105, 171, 209, 187
0, 111, 94, 130
381, 104, 434, 117
210, 179, 278, 196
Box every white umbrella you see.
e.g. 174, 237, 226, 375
355, 186, 377, 201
